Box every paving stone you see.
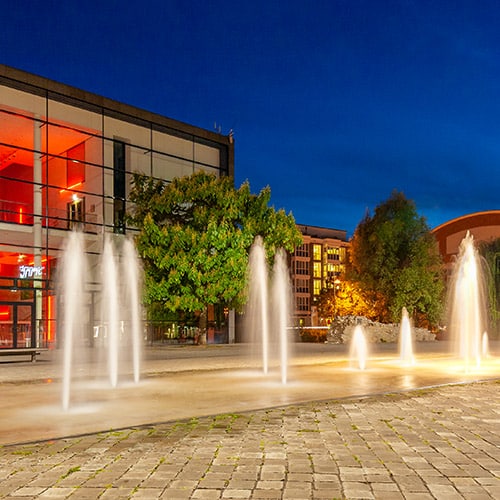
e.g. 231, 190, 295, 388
2, 376, 500, 499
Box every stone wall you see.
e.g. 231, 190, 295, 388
326, 315, 436, 344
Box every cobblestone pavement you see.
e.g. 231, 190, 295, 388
1, 380, 499, 499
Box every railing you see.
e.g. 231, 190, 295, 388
145, 322, 202, 345
0, 201, 99, 233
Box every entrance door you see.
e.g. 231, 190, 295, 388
0, 302, 34, 348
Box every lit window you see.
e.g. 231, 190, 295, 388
313, 244, 322, 261
67, 196, 84, 229
313, 262, 321, 278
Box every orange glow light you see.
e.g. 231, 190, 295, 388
19, 207, 23, 224
28, 257, 48, 265
59, 181, 83, 194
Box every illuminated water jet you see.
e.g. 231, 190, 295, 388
349, 325, 368, 370
245, 237, 290, 383
247, 237, 269, 374
447, 232, 487, 372
272, 248, 290, 385
59, 232, 143, 410
61, 231, 87, 412
399, 307, 415, 366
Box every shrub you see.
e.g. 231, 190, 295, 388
299, 328, 328, 343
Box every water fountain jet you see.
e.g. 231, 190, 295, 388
60, 231, 87, 412
246, 237, 269, 374
349, 325, 368, 370
245, 237, 290, 383
447, 232, 487, 372
399, 307, 415, 366
59, 232, 143, 410
272, 248, 290, 385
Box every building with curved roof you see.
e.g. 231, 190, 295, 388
432, 210, 500, 265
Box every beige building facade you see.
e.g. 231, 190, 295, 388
290, 224, 350, 326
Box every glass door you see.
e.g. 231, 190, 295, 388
0, 302, 34, 348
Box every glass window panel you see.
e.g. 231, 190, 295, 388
0, 110, 35, 168
152, 130, 193, 159
104, 116, 151, 149
152, 152, 193, 181
67, 143, 86, 187
45, 186, 68, 229
194, 143, 219, 167
194, 164, 219, 176
313, 262, 321, 278
0, 177, 33, 225
46, 155, 66, 189
84, 162, 103, 198
45, 123, 91, 158
0, 87, 46, 116
129, 145, 151, 176
85, 136, 102, 166
0, 304, 13, 347
313, 244, 322, 261
48, 100, 102, 133
44, 186, 101, 233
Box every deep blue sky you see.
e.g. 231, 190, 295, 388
2, 0, 499, 236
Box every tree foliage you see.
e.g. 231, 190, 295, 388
127, 172, 302, 316
317, 280, 386, 322
348, 191, 444, 327
478, 237, 500, 333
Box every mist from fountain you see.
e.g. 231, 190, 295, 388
59, 232, 143, 410
399, 307, 415, 366
349, 325, 368, 370
448, 232, 487, 372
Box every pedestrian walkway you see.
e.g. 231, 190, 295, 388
1, 380, 499, 499
0, 343, 499, 499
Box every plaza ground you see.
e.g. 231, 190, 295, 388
0, 341, 499, 499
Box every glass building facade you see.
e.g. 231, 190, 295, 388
0, 65, 234, 349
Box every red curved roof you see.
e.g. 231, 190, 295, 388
432, 210, 500, 263
432, 210, 500, 234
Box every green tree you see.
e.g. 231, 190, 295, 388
349, 191, 444, 327
127, 171, 302, 320
478, 237, 500, 336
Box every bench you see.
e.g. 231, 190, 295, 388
0, 348, 48, 362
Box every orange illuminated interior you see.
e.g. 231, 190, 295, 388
0, 108, 96, 226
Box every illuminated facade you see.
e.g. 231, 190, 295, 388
0, 65, 234, 350
290, 224, 349, 326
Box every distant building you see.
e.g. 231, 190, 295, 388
432, 210, 500, 270
432, 210, 500, 335
0, 65, 234, 350
290, 224, 350, 326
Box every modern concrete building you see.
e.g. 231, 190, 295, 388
290, 224, 349, 326
0, 65, 234, 351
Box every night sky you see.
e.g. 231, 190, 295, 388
2, 0, 499, 236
